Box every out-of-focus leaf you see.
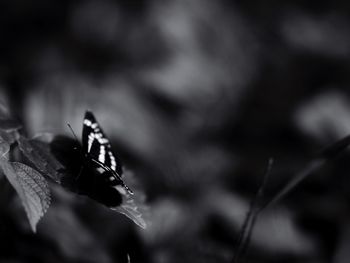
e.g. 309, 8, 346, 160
205, 190, 315, 256
252, 209, 315, 255
40, 201, 112, 263
0, 129, 19, 146
0, 119, 22, 132
0, 160, 51, 232
333, 224, 350, 263
142, 198, 192, 244
0, 100, 10, 119
0, 106, 22, 144
295, 91, 350, 141
32, 132, 55, 143
18, 136, 64, 182
0, 101, 21, 132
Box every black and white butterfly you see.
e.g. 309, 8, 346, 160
81, 111, 133, 197
53, 111, 146, 228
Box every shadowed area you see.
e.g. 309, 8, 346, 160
1, 1, 350, 263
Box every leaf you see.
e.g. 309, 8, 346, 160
113, 194, 147, 229
18, 136, 64, 183
0, 129, 19, 145
0, 103, 21, 132
0, 107, 51, 231
0, 119, 22, 132
0, 136, 10, 158
0, 133, 13, 180
39, 201, 112, 263
112, 171, 148, 229
0, 160, 51, 232
0, 122, 20, 147
0, 114, 21, 144
252, 209, 315, 255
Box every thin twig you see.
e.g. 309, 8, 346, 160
262, 134, 350, 211
261, 158, 323, 211
232, 134, 350, 263
232, 158, 273, 263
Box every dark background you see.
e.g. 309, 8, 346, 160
1, 1, 350, 262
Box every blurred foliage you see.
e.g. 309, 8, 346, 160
1, 0, 350, 262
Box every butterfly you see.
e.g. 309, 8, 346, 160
55, 111, 146, 228
81, 111, 133, 197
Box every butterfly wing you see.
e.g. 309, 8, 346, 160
82, 111, 123, 175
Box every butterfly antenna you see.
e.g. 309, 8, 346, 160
67, 123, 80, 144
67, 123, 86, 180
67, 123, 83, 156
